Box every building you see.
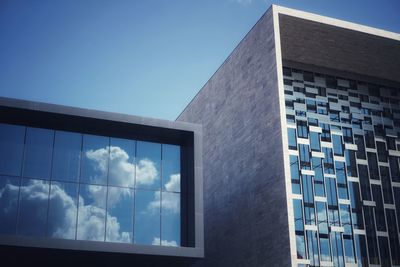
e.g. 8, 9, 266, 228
0, 97, 204, 266
177, 5, 400, 267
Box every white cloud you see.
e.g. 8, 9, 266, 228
152, 237, 178, 247
148, 191, 180, 214
165, 174, 180, 192
232, 0, 253, 5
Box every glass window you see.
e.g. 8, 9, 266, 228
343, 235, 356, 263
340, 204, 352, 234
358, 164, 372, 201
364, 206, 380, 264
342, 127, 353, 143
293, 199, 304, 231
367, 152, 379, 180
395, 188, 400, 232
307, 231, 319, 266
106, 186, 134, 243
319, 235, 331, 262
0, 176, 20, 234
354, 235, 368, 267
299, 144, 311, 170
354, 134, 366, 159
17, 179, 50, 236
348, 182, 364, 229
162, 144, 181, 192
378, 237, 391, 267
81, 135, 109, 185
312, 158, 324, 197
52, 131, 82, 182
47, 181, 78, 239
323, 147, 334, 174
331, 232, 344, 267
290, 156, 301, 194
108, 137, 135, 187
320, 123, 331, 142
297, 120, 308, 139
296, 233, 307, 259
134, 190, 160, 245
389, 156, 400, 182
77, 184, 107, 241
309, 132, 320, 151
386, 209, 400, 265
376, 141, 388, 162
380, 166, 393, 204
371, 185, 386, 232
316, 202, 328, 234
364, 131, 375, 148
287, 128, 297, 150
332, 135, 343, 156
161, 192, 180, 247
336, 161, 348, 199
345, 150, 357, 177
302, 175, 315, 225
136, 141, 161, 190
386, 136, 396, 150
23, 127, 54, 179
0, 123, 25, 176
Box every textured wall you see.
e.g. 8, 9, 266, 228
177, 8, 291, 267
279, 14, 400, 84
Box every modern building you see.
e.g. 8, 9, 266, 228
177, 5, 400, 267
1, 4, 400, 267
0, 97, 204, 266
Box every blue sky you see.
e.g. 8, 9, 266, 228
0, 0, 399, 120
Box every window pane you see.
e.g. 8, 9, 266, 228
17, 179, 50, 236
0, 123, 25, 176
52, 131, 82, 182
0, 176, 20, 234
77, 184, 107, 241
332, 135, 343, 156
310, 132, 320, 151
106, 186, 133, 243
108, 138, 135, 187
378, 237, 391, 267
134, 190, 160, 245
47, 181, 78, 239
354, 235, 368, 267
161, 192, 180, 246
288, 128, 297, 150
136, 141, 161, 190
162, 144, 180, 192
23, 127, 54, 179
81, 135, 109, 185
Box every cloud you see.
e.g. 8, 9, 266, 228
0, 179, 130, 242
232, 0, 253, 5
148, 191, 180, 214
165, 174, 180, 192
152, 237, 177, 247
86, 145, 158, 187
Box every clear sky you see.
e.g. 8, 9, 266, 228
0, 0, 399, 120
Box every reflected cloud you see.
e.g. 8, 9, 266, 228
0, 179, 130, 242
152, 237, 177, 247
86, 146, 158, 187
165, 174, 180, 192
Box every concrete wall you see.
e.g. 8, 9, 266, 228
177, 8, 291, 267
279, 14, 400, 84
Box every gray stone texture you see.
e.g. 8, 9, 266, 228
177, 8, 291, 267
279, 14, 400, 84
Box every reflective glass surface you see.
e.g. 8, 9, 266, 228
0, 123, 183, 247
23, 127, 54, 179
0, 123, 25, 176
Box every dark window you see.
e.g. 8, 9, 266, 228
312, 158, 324, 197
386, 136, 396, 150
348, 182, 363, 229
342, 127, 353, 143
371, 185, 386, 232
320, 123, 331, 142
303, 71, 314, 82
358, 164, 372, 201
336, 162, 348, 199
386, 209, 400, 265
389, 156, 400, 182
364, 131, 375, 148
364, 206, 380, 264
299, 144, 311, 170
354, 134, 366, 159
367, 153, 379, 180
378, 237, 391, 267
354, 235, 368, 267
380, 166, 393, 204
0, 123, 25, 176
0, 176, 20, 234
376, 141, 388, 162
302, 175, 315, 225
286, 115, 295, 123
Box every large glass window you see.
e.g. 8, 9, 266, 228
297, 120, 308, 139
52, 131, 82, 182
134, 189, 160, 245
367, 152, 379, 180
23, 127, 54, 179
0, 123, 25, 176
17, 179, 50, 237
81, 135, 109, 185
0, 176, 20, 234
